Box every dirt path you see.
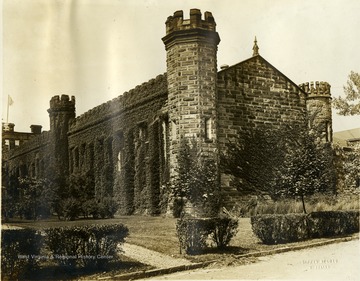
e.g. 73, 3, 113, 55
141, 239, 360, 280
122, 243, 192, 268
1, 224, 23, 230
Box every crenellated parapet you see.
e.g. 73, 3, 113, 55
162, 9, 220, 49
48, 95, 75, 113
300, 81, 332, 142
69, 74, 167, 133
299, 81, 331, 98
165, 9, 216, 34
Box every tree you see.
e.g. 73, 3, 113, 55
333, 71, 360, 115
334, 143, 360, 191
276, 129, 336, 213
220, 129, 286, 199
2, 174, 20, 220
332, 70, 360, 191
59, 171, 96, 220
17, 177, 56, 220
344, 144, 360, 189
56, 171, 118, 220
172, 138, 221, 218
221, 124, 336, 213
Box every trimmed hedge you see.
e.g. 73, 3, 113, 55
45, 224, 129, 269
176, 216, 238, 255
307, 211, 359, 238
251, 213, 308, 244
1, 228, 43, 280
211, 217, 239, 249
251, 210, 359, 245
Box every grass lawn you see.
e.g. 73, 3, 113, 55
4, 215, 358, 266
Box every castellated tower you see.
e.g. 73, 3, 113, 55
300, 81, 332, 142
162, 9, 220, 179
47, 95, 76, 178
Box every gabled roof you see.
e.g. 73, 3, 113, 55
218, 54, 305, 94
333, 127, 360, 146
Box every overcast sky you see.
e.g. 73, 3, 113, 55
2, 0, 360, 132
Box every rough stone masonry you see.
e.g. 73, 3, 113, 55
3, 9, 332, 216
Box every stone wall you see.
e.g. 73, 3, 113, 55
67, 74, 168, 215
217, 55, 308, 206
7, 131, 51, 179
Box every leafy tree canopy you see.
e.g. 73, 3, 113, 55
333, 71, 360, 115
172, 138, 221, 217
220, 124, 336, 213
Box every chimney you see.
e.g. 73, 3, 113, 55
30, 125, 42, 134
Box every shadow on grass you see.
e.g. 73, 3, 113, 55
2, 259, 152, 281
184, 246, 252, 264
202, 246, 251, 255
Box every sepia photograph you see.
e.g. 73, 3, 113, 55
1, 0, 360, 280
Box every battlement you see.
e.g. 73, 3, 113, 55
165, 9, 216, 35
69, 74, 167, 133
49, 95, 76, 112
299, 81, 331, 97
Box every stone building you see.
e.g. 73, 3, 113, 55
333, 128, 360, 148
2, 9, 332, 215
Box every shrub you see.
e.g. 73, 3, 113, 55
251, 214, 308, 244
82, 198, 99, 218
307, 211, 359, 238
256, 199, 304, 215
45, 224, 129, 269
210, 216, 239, 249
251, 210, 360, 244
176, 218, 211, 255
82, 197, 119, 219
97, 197, 119, 219
61, 197, 81, 221
240, 195, 359, 217
15, 177, 55, 220
172, 197, 185, 218
1, 229, 43, 280
176, 216, 238, 255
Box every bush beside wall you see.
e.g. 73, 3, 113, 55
251, 213, 308, 244
251, 210, 360, 245
45, 224, 129, 269
176, 216, 238, 255
307, 210, 359, 238
1, 229, 43, 280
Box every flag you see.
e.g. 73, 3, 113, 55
8, 95, 14, 106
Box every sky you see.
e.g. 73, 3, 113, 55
2, 0, 360, 133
